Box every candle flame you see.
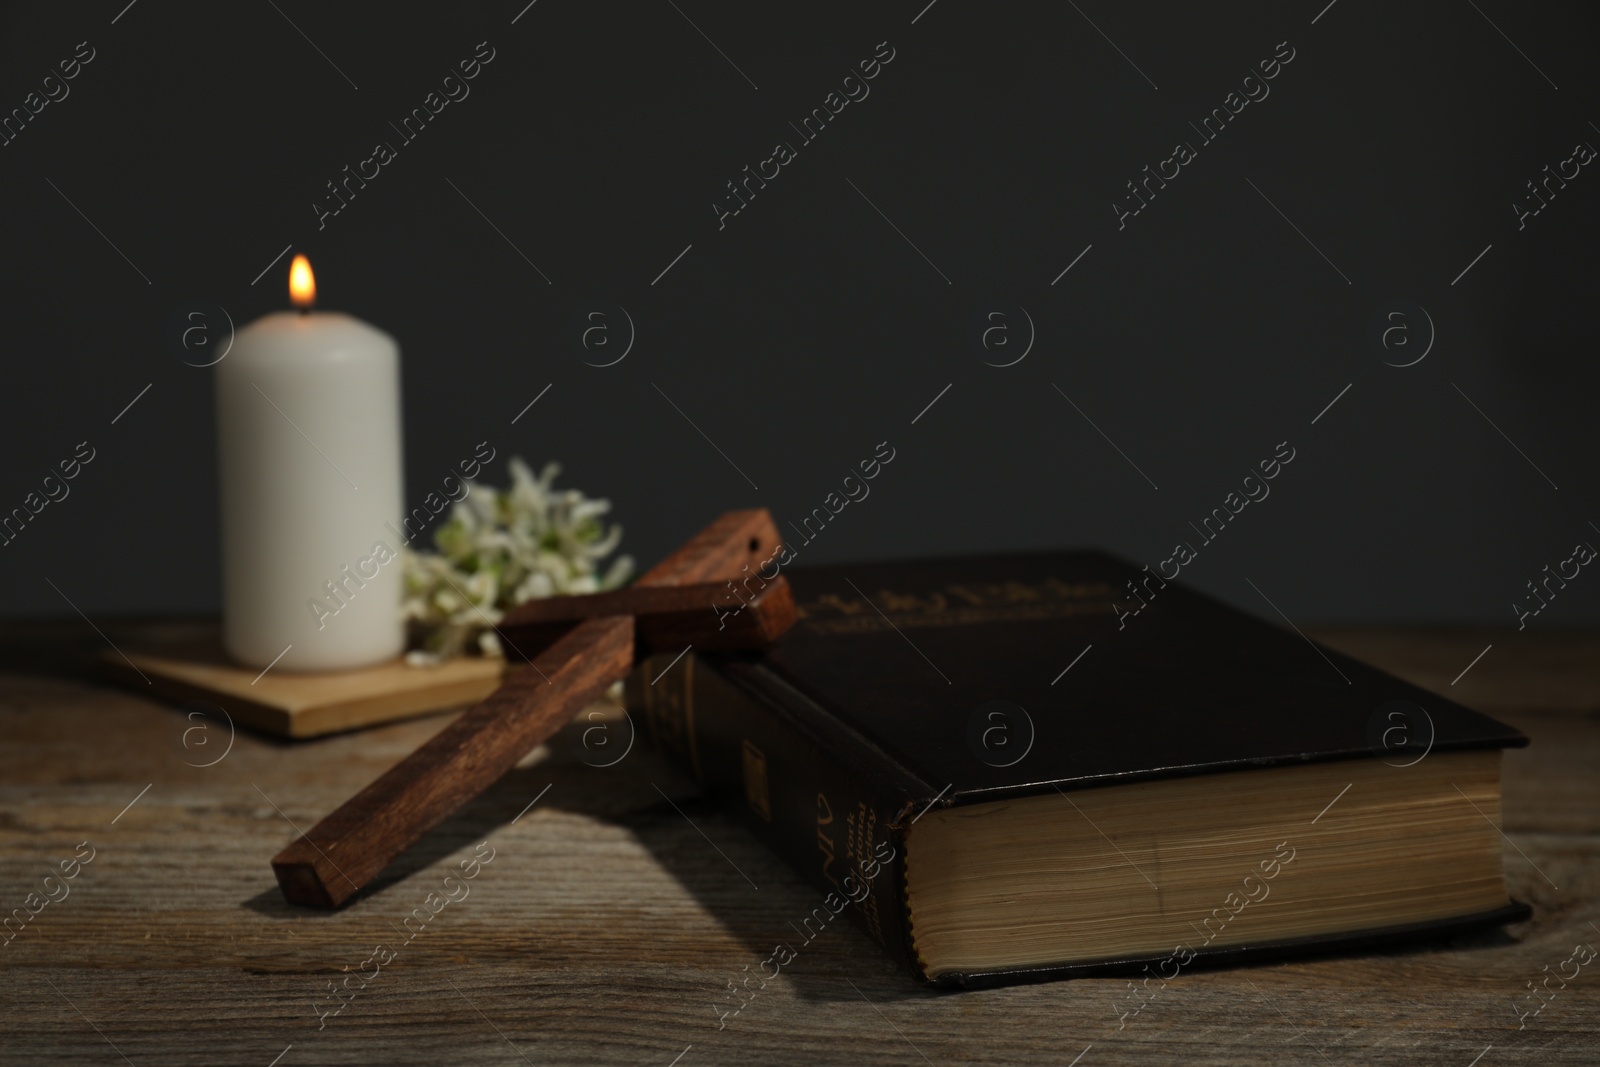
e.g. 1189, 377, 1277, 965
289, 254, 316, 308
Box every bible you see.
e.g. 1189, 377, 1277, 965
628, 551, 1528, 988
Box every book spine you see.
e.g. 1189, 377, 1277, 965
627, 652, 925, 981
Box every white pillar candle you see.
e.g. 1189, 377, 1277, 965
216, 255, 405, 671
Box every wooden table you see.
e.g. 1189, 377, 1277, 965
2, 620, 1596, 1065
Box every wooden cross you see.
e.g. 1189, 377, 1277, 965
271, 509, 792, 907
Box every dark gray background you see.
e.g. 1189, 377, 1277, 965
2, 0, 1597, 626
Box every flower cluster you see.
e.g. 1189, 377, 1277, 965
401, 458, 632, 663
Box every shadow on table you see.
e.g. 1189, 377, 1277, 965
619, 776, 950, 1006
236, 729, 921, 1002
237, 754, 608, 920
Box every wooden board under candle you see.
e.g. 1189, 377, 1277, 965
96, 630, 505, 738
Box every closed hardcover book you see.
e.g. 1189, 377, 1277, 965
627, 551, 1529, 988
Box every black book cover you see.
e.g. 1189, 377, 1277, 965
629, 551, 1529, 987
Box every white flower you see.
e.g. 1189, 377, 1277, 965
400, 457, 634, 663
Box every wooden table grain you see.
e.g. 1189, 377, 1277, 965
1, 620, 1596, 1066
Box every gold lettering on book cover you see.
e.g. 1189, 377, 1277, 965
741, 740, 772, 822
816, 792, 841, 891
846, 802, 887, 945
798, 578, 1116, 635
